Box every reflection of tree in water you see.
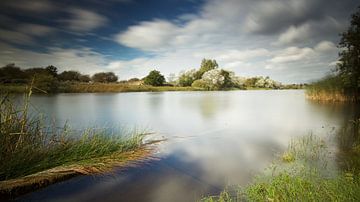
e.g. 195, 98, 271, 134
147, 92, 164, 111
198, 94, 229, 119
307, 100, 360, 173
334, 103, 360, 173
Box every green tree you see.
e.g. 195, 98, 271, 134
45, 65, 58, 77
0, 64, 27, 83
178, 69, 197, 86
197, 58, 218, 79
143, 70, 165, 86
25, 67, 49, 77
91, 72, 118, 83
337, 7, 360, 95
58, 71, 81, 81
79, 74, 91, 82
33, 74, 58, 93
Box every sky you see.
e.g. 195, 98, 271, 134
0, 0, 358, 83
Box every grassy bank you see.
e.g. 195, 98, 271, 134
0, 90, 152, 198
0, 83, 202, 93
202, 120, 360, 201
0, 83, 303, 94
306, 75, 359, 102
59, 83, 199, 93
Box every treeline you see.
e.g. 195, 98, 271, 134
0, 63, 118, 92
137, 59, 294, 90
175, 59, 288, 90
306, 7, 360, 101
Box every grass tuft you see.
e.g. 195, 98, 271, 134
0, 88, 154, 198
202, 121, 360, 201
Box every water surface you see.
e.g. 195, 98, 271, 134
19, 90, 357, 202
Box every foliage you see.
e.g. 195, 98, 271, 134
178, 69, 197, 86
33, 74, 59, 93
79, 74, 91, 82
191, 79, 209, 89
193, 69, 233, 90
337, 7, 360, 92
0, 93, 144, 181
0, 64, 27, 83
307, 7, 360, 101
244, 76, 281, 89
91, 72, 118, 83
202, 132, 360, 201
45, 65, 58, 77
128, 78, 140, 82
143, 70, 165, 86
198, 58, 219, 79
305, 75, 353, 101
58, 71, 81, 81
230, 75, 247, 89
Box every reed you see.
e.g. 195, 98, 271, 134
0, 88, 154, 198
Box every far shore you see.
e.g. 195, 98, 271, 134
0, 82, 303, 94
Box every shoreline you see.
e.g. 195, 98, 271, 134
0, 146, 157, 199
0, 83, 302, 94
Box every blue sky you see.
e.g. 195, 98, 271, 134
0, 0, 358, 83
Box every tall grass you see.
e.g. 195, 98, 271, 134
202, 122, 360, 202
0, 83, 199, 93
306, 75, 357, 102
0, 90, 145, 181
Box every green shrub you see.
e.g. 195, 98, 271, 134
143, 70, 165, 86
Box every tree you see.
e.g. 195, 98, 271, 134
197, 58, 218, 79
45, 65, 58, 77
0, 64, 27, 83
58, 71, 81, 81
178, 69, 197, 86
79, 74, 91, 82
33, 74, 58, 93
193, 69, 231, 90
25, 67, 49, 77
91, 72, 118, 83
337, 7, 360, 95
143, 70, 165, 86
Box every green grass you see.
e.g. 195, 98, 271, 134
1, 82, 300, 94
202, 122, 360, 202
0, 90, 146, 181
306, 75, 358, 101
0, 83, 201, 93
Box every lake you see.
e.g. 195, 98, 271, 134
18, 90, 359, 202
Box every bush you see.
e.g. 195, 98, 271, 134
92, 72, 118, 83
143, 70, 165, 86
33, 74, 59, 93
178, 69, 197, 86
191, 79, 209, 89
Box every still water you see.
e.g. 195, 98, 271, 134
19, 90, 357, 202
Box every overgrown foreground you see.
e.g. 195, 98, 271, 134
202, 120, 360, 201
0, 92, 149, 197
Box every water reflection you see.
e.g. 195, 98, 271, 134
18, 90, 358, 202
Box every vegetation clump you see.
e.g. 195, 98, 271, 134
0, 90, 149, 197
143, 70, 166, 86
202, 122, 360, 202
307, 7, 360, 101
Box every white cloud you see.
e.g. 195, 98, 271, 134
65, 8, 108, 32
17, 23, 55, 36
4, 0, 55, 13
1, 0, 355, 83
314, 41, 337, 53
269, 47, 314, 64
115, 20, 179, 51
0, 29, 34, 44
277, 24, 311, 45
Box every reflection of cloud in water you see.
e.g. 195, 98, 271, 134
20, 90, 358, 202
